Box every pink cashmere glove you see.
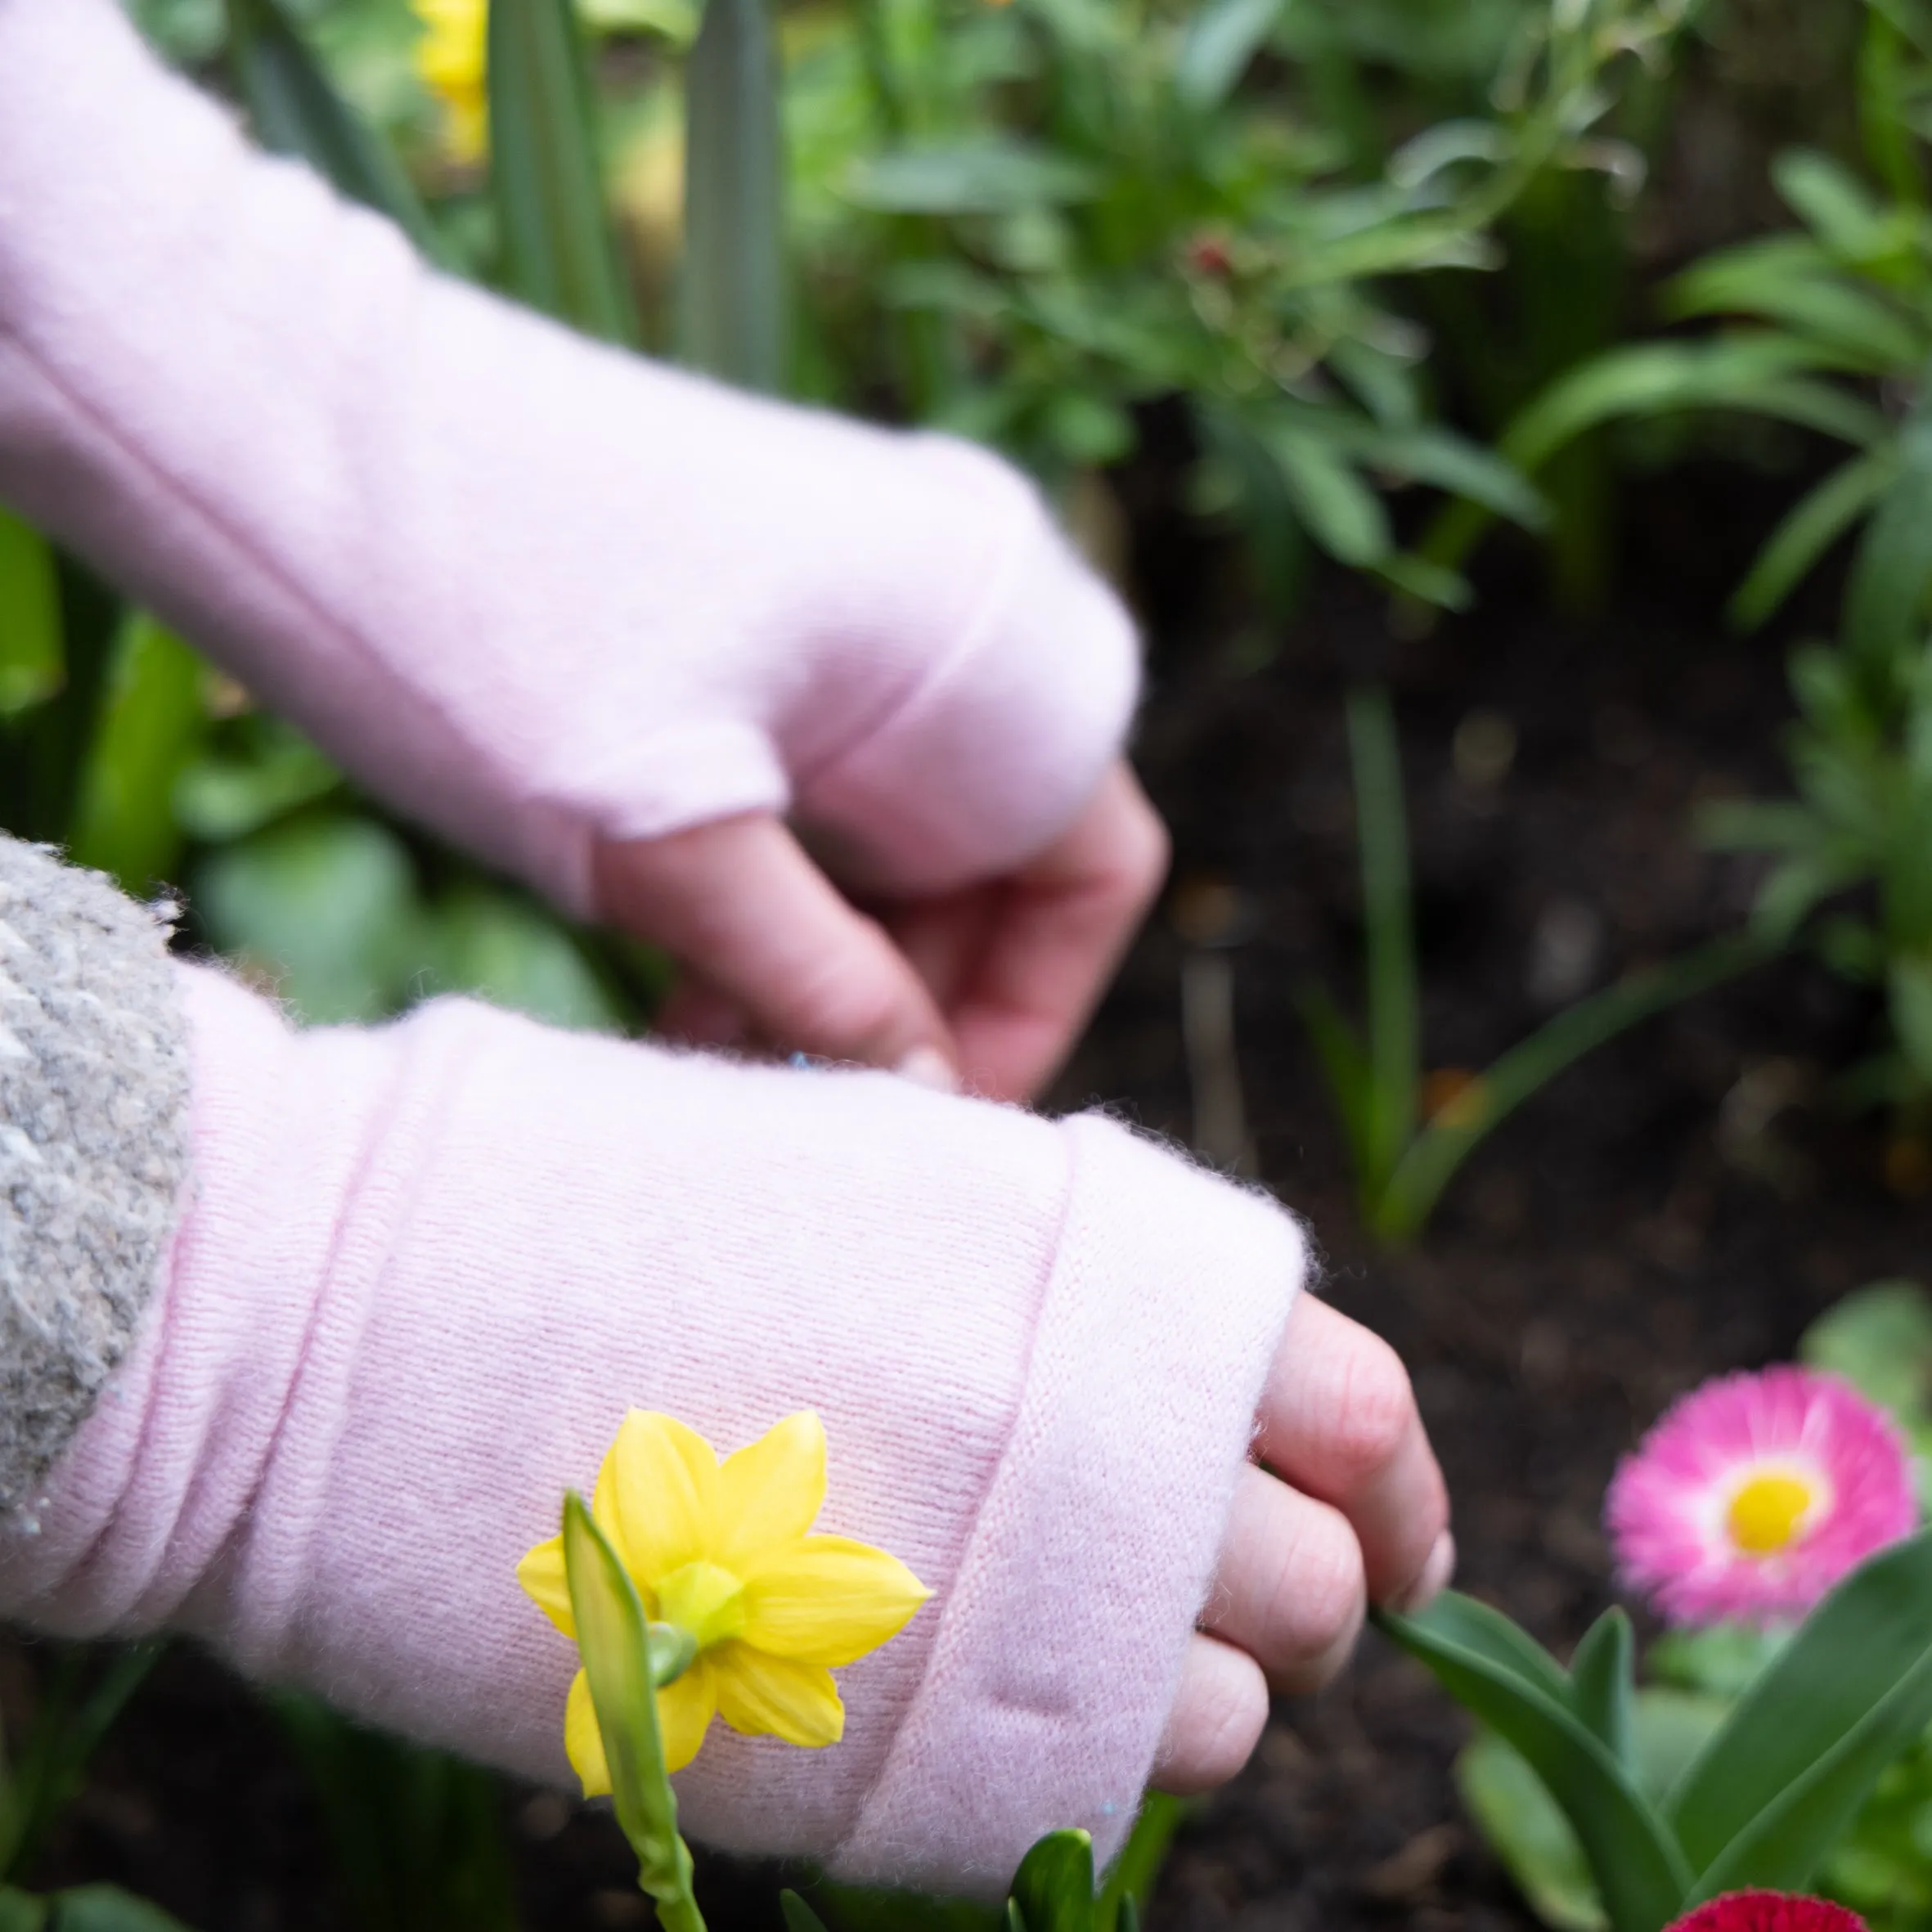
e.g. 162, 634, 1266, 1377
0, 921, 1301, 1893
0, 0, 1137, 927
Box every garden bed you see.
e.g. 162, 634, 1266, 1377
12, 459, 1930, 1931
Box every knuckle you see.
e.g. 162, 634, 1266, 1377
1321, 1330, 1418, 1481
1273, 1506, 1365, 1657
1186, 1657, 1266, 1783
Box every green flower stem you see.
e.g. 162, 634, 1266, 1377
562, 1494, 708, 1932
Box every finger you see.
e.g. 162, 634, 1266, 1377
593, 815, 961, 1083
1255, 1296, 1451, 1608
1149, 1634, 1269, 1797
941, 761, 1169, 1103
1202, 1464, 1365, 1694
655, 971, 754, 1052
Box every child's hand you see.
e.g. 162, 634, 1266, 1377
1157, 1294, 1452, 1792
0, 0, 1149, 1081
595, 759, 1168, 1102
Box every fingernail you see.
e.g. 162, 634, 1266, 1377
896, 1046, 961, 1094
1394, 1530, 1456, 1615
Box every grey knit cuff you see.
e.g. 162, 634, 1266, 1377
0, 835, 188, 1516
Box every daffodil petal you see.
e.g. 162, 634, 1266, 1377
712, 1644, 844, 1749
516, 1534, 576, 1638
564, 1660, 718, 1792
739, 1536, 933, 1666
595, 1410, 721, 1585
715, 1411, 828, 1569
564, 1670, 609, 1798
658, 1657, 719, 1774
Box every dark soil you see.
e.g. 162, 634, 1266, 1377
13, 457, 1932, 1930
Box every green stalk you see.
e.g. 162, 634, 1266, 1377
490, 0, 637, 344
1373, 932, 1777, 1242
562, 1494, 706, 1932
680, 0, 787, 389
1347, 685, 1421, 1206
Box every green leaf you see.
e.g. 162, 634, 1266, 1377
1670, 1530, 1932, 1899
1568, 1610, 1636, 1774
1346, 685, 1419, 1199
1844, 426, 1932, 683
65, 614, 206, 896
780, 1896, 832, 1932
226, 0, 447, 263
1174, 0, 1283, 111
1457, 1730, 1608, 1932
1296, 978, 1374, 1183
1665, 244, 1922, 371
44, 1890, 196, 1932
1095, 1795, 1187, 1932
1265, 434, 1390, 567
562, 1492, 703, 1930
0, 1891, 45, 1932
0, 1645, 164, 1884
0, 511, 61, 719
1378, 1594, 1692, 1932
1775, 149, 1890, 258
173, 724, 342, 843
843, 142, 1103, 215
1799, 1279, 1932, 1426
423, 887, 622, 1031
1009, 1831, 1094, 1932
1458, 1692, 1733, 1932
1729, 448, 1903, 631
489, 0, 636, 343
681, 0, 786, 389
1377, 934, 1774, 1242
1894, 955, 1932, 1081
195, 814, 422, 1024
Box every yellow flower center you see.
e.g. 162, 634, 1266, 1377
653, 1560, 746, 1651
1726, 1471, 1817, 1554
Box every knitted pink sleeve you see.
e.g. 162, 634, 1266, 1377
0, 0, 1138, 914
0, 965, 1302, 1891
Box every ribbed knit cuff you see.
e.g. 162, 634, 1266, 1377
833, 1112, 1304, 1891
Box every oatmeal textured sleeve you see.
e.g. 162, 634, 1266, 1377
0, 0, 1138, 915
0, 838, 1303, 1893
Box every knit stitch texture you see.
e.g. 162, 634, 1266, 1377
0, 0, 1138, 918
0, 837, 186, 1515
0, 950, 1304, 1890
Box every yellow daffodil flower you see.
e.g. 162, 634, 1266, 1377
411, 0, 488, 164
518, 1410, 932, 1790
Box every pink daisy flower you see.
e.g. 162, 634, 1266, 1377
1666, 1894, 1867, 1932
1606, 1366, 1916, 1627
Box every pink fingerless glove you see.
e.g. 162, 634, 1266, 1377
0, 0, 1138, 913
0, 850, 1303, 1891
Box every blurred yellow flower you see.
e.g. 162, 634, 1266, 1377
412, 0, 488, 164
518, 1410, 932, 1790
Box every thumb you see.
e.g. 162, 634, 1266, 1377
591, 812, 961, 1085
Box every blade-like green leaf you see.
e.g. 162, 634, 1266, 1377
1774, 149, 1889, 257
1095, 1795, 1185, 1932
681, 0, 786, 388
1669, 1529, 1932, 1889
1799, 1279, 1932, 1426
780, 1894, 832, 1932
1568, 1610, 1636, 1774
0, 1891, 44, 1932
1729, 447, 1902, 631
1457, 1729, 1609, 1932
1379, 1597, 1692, 1932
1296, 978, 1373, 1183
1376, 934, 1774, 1241
226, 0, 447, 263
0, 511, 61, 719
563, 1492, 704, 1932
490, 0, 636, 343
1844, 424, 1932, 684
1346, 685, 1419, 1199
66, 614, 206, 896
843, 142, 1101, 216
1391, 1590, 1574, 1706
45, 1889, 195, 1932
1266, 433, 1391, 566
1174, 0, 1283, 110
1009, 1831, 1094, 1932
